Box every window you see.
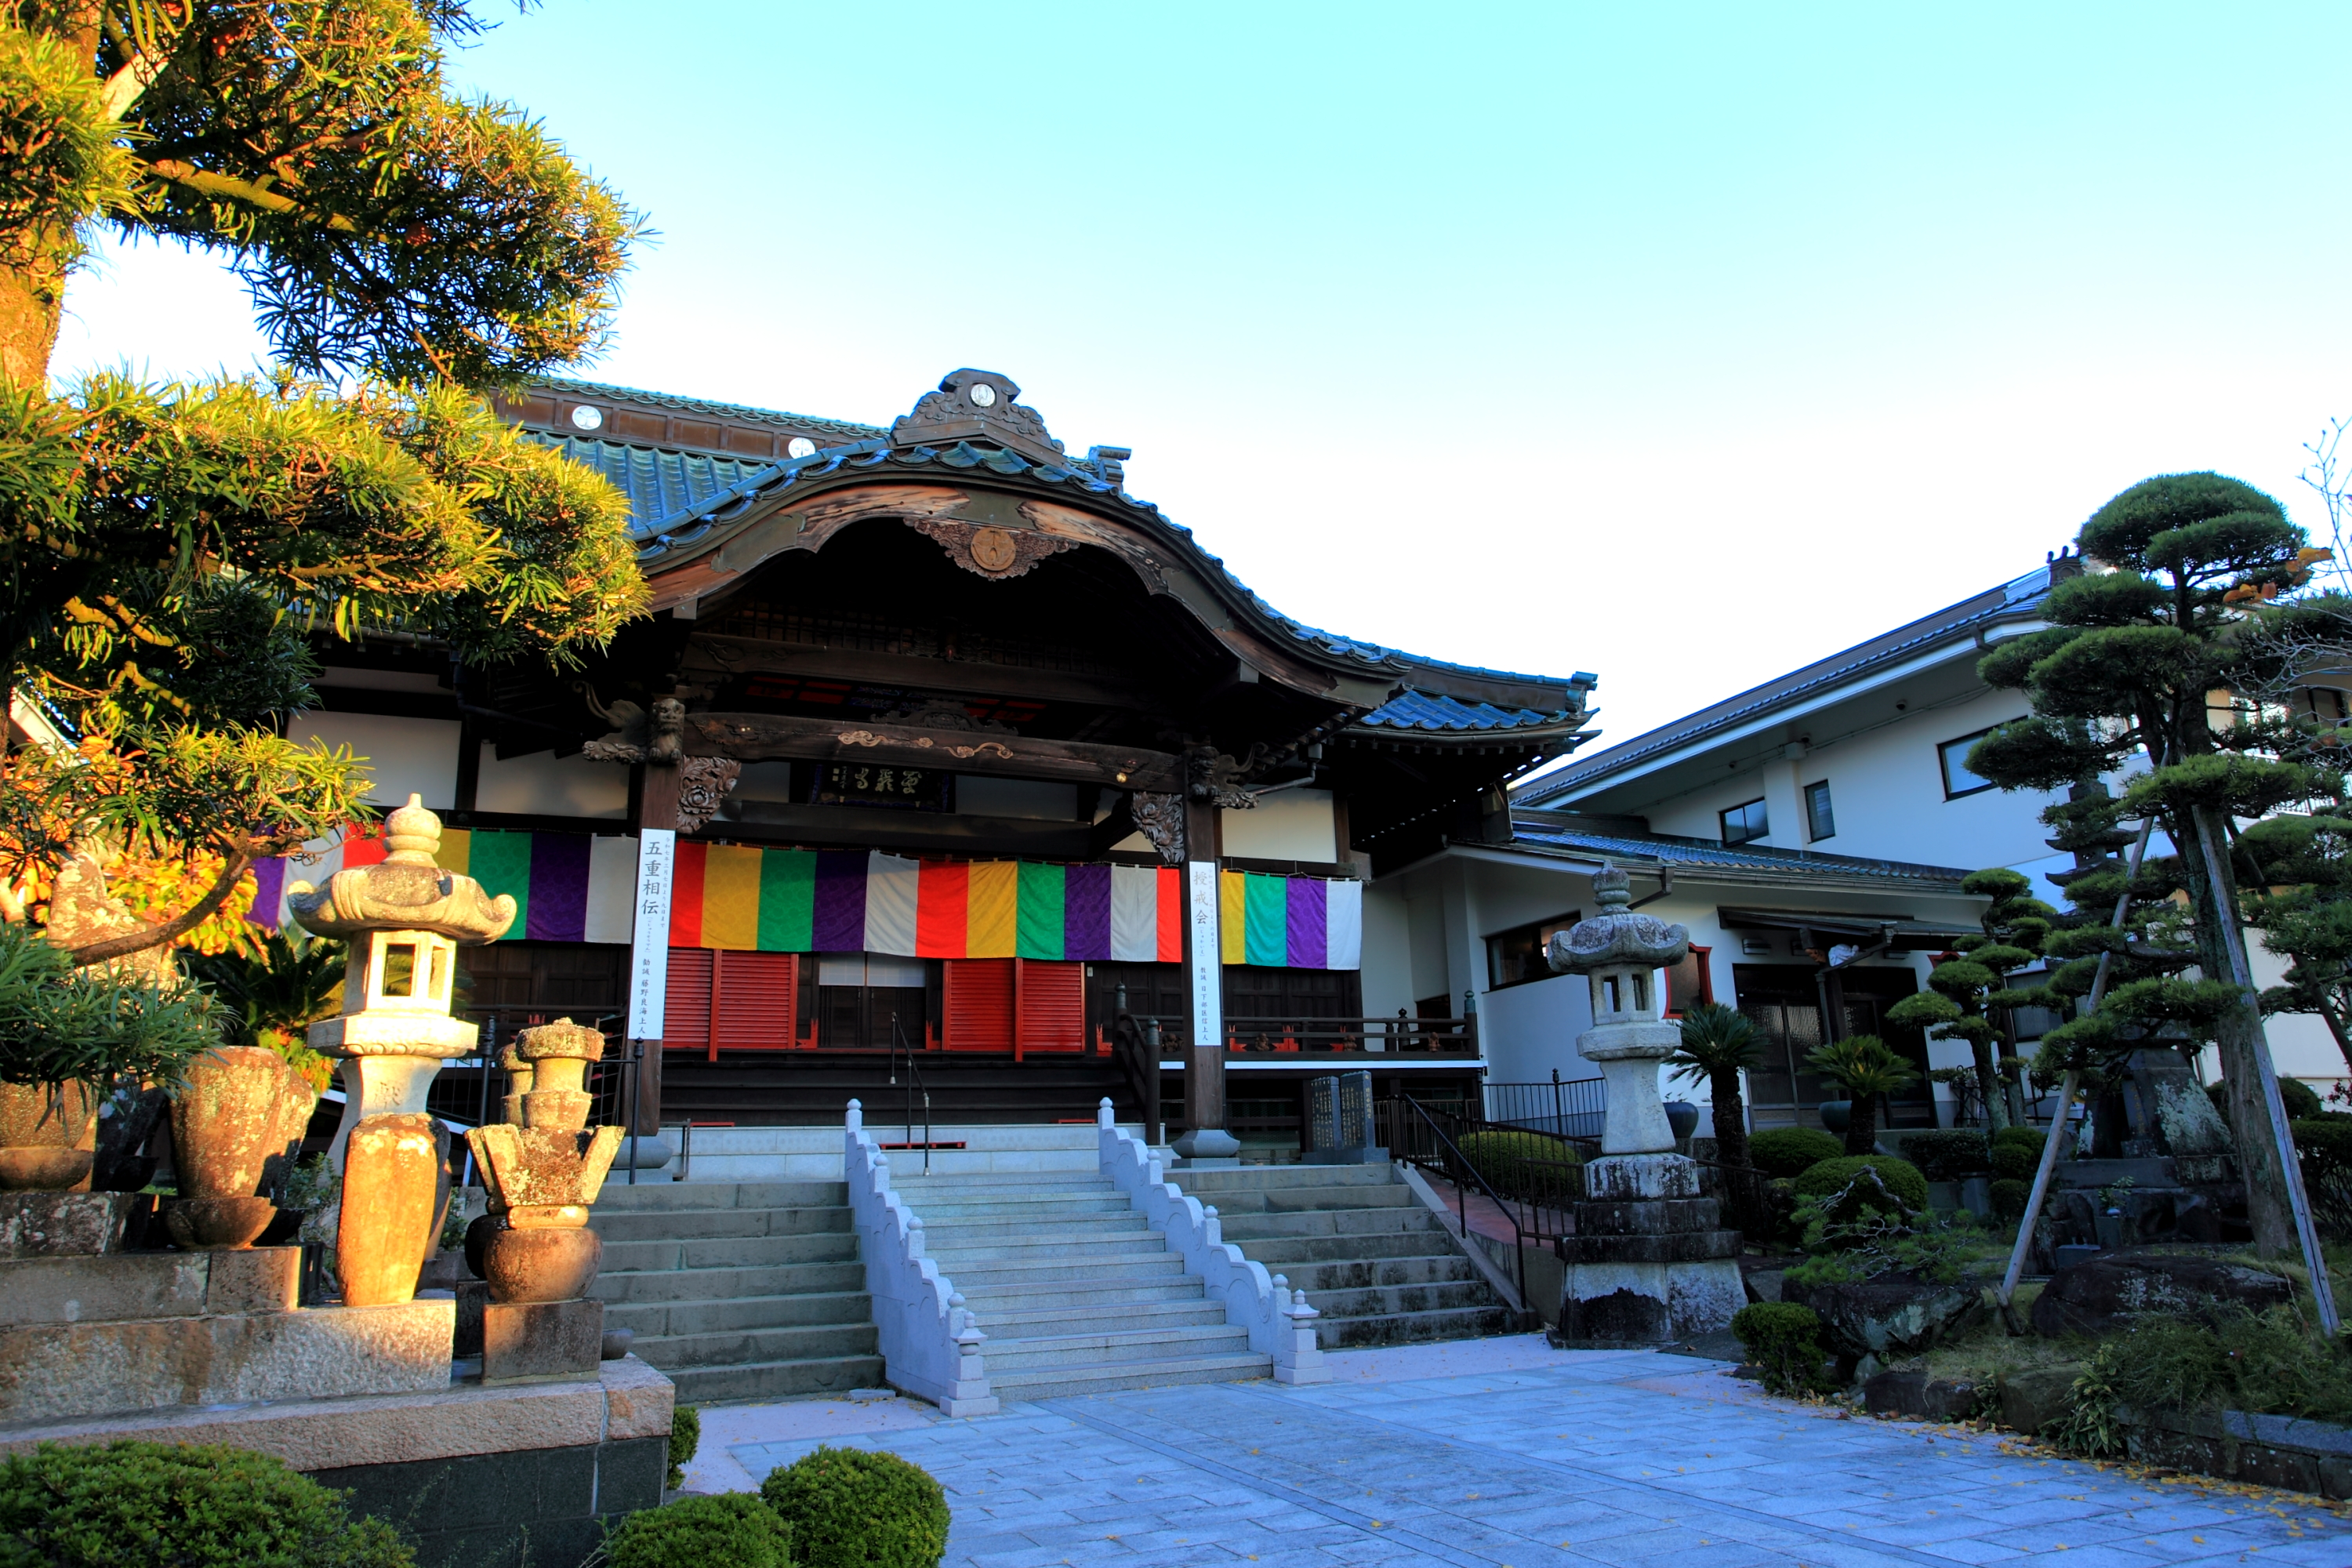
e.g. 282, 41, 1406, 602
1486, 912, 1582, 989
1938, 729, 1997, 799
1803, 780, 1835, 841
2301, 688, 2351, 723
1664, 946, 1714, 1017
1719, 798, 1768, 845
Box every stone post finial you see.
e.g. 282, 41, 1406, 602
382, 793, 441, 864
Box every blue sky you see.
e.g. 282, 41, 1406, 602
53, 2, 2352, 745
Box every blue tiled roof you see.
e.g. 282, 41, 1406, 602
1509, 815, 1972, 890
532, 435, 777, 532
1360, 690, 1573, 733
522, 378, 1596, 725
535, 375, 887, 443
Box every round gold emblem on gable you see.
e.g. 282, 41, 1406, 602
968, 527, 1019, 573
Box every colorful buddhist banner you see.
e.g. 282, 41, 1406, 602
246, 833, 1361, 968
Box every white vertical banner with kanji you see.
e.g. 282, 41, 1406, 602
626, 829, 675, 1042
1187, 859, 1221, 1051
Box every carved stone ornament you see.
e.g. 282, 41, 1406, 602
675, 757, 742, 835
1185, 746, 1258, 810
1129, 792, 1186, 864
906, 517, 1076, 581
891, 368, 1067, 466
288, 796, 515, 944
1545, 863, 1690, 975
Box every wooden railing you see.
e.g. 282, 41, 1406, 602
1122, 1013, 1481, 1056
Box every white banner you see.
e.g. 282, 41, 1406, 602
1187, 859, 1221, 1051
626, 829, 676, 1041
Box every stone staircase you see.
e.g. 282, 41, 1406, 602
590, 1181, 883, 1404
891, 1168, 1271, 1399
1168, 1164, 1515, 1347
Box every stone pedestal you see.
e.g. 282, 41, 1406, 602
1555, 1152, 1744, 1343
482, 1298, 604, 1383
1, 1192, 138, 1257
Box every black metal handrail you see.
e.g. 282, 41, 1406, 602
1109, 1010, 1163, 1145
889, 1012, 932, 1175
1384, 1094, 1537, 1326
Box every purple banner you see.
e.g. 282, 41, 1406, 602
1286, 877, 1327, 969
811, 850, 869, 953
526, 833, 592, 942
1063, 862, 1112, 960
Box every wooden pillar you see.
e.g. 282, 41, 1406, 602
1176, 796, 1237, 1160
629, 760, 679, 1136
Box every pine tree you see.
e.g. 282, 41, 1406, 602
1969, 473, 2330, 1257
1884, 868, 2056, 1133
0, 2, 648, 962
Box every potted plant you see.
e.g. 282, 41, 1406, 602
0, 924, 217, 1191
171, 933, 343, 1246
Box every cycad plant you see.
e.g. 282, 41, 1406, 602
1668, 1003, 1761, 1178
1884, 867, 2057, 1131
1806, 1033, 1922, 1156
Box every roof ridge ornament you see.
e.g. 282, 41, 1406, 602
892, 370, 1067, 468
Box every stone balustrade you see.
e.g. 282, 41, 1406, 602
842, 1101, 998, 1416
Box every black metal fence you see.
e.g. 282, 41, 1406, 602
1481, 1073, 1608, 1141
1378, 1092, 1591, 1249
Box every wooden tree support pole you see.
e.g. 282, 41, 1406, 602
2190, 805, 2339, 1335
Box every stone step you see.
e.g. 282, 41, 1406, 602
924, 1230, 1160, 1265
891, 1196, 1136, 1222
1277, 1254, 1481, 1291
634, 1320, 880, 1371
1315, 1304, 1517, 1348
594, 1181, 848, 1212
898, 1212, 1146, 1243
956, 1276, 1210, 1312
1303, 1279, 1500, 1319
944, 1251, 1185, 1288
664, 1353, 887, 1406
895, 1170, 1127, 1190
600, 1231, 858, 1273
590, 1207, 851, 1243
979, 1298, 1229, 1334
1171, 1165, 1396, 1193
592, 1260, 866, 1305
982, 1323, 1254, 1372
1211, 1232, 1462, 1266
602, 1290, 874, 1338
986, 1352, 1272, 1401
1212, 1207, 1443, 1241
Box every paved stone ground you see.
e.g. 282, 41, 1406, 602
707, 1336, 2347, 1567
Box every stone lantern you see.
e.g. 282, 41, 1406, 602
1544, 862, 1743, 1341
290, 796, 514, 1306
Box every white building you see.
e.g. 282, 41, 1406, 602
1363, 552, 2347, 1134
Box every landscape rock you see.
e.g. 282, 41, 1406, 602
1793, 1276, 1987, 1360
2031, 1247, 2292, 1338
1998, 1363, 2085, 1435
1863, 1368, 1985, 1421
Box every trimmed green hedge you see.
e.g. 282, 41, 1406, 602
1991, 1140, 2042, 1183
762, 1447, 947, 1568
667, 1405, 701, 1490
607, 1494, 792, 1568
1748, 1127, 1842, 1180
1792, 1155, 1928, 1212
1901, 1129, 1990, 1182
2294, 1119, 2352, 1174
1989, 1178, 2031, 1225
1992, 1124, 2045, 1157
0, 1439, 412, 1567
1730, 1302, 1831, 1398
1457, 1130, 1582, 1204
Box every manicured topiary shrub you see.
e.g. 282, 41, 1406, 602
606, 1494, 793, 1568
1730, 1302, 1831, 1398
1991, 1139, 2042, 1183
761, 1446, 948, 1568
0, 1439, 412, 1567
1457, 1130, 1581, 1204
667, 1405, 701, 1490
1989, 1178, 2031, 1225
1747, 1127, 1842, 1180
1901, 1129, 1991, 1182
1791, 1155, 1927, 1212
1991, 1123, 2044, 1156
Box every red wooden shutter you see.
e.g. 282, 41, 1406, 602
661, 949, 713, 1051
943, 959, 1013, 1051
1015, 960, 1086, 1054
715, 953, 799, 1050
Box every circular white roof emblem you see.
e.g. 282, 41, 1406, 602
969, 383, 997, 408
569, 405, 603, 430
786, 437, 816, 459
